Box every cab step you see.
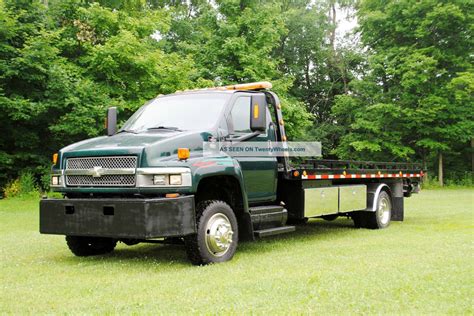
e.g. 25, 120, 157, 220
254, 225, 296, 238
249, 205, 288, 231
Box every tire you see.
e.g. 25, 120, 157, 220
287, 217, 308, 225
322, 214, 338, 221
351, 191, 392, 229
66, 236, 117, 257
184, 200, 238, 265
365, 190, 392, 229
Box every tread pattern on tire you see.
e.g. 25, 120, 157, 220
351, 190, 391, 229
183, 200, 214, 265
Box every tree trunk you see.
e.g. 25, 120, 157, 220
471, 138, 473, 173
438, 151, 443, 187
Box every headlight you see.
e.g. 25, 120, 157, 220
169, 174, 182, 185
51, 176, 60, 186
136, 168, 191, 187
153, 175, 167, 185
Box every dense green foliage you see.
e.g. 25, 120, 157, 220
334, 0, 473, 180
0, 0, 472, 191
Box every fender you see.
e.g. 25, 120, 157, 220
189, 156, 249, 213
366, 183, 392, 212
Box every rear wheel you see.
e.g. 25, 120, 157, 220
322, 214, 338, 221
66, 236, 117, 256
351, 190, 392, 229
367, 190, 392, 229
184, 200, 238, 265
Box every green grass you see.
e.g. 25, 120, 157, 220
1, 190, 473, 314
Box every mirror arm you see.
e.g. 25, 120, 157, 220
228, 131, 261, 143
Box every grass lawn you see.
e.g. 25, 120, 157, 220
1, 189, 473, 314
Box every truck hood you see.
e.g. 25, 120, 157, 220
60, 130, 213, 167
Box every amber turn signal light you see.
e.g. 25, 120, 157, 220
253, 104, 259, 119
52, 153, 58, 165
165, 193, 180, 198
177, 148, 190, 160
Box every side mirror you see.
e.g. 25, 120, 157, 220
250, 94, 267, 132
106, 107, 117, 136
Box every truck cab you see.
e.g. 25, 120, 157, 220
40, 82, 422, 265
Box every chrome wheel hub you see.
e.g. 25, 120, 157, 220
205, 213, 234, 257
378, 196, 391, 225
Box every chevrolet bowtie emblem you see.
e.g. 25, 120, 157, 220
89, 166, 105, 178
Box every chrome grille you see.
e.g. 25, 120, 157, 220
66, 156, 137, 169
66, 175, 136, 187
65, 156, 137, 187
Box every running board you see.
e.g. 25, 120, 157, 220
249, 205, 288, 231
254, 225, 295, 238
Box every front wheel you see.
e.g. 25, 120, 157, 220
184, 200, 238, 265
66, 236, 117, 256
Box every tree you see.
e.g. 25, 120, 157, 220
333, 0, 474, 184
162, 0, 313, 139
0, 0, 205, 189
272, 0, 362, 154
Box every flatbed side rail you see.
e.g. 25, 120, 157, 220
292, 159, 422, 172
281, 158, 424, 181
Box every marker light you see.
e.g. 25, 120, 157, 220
253, 104, 259, 119
178, 148, 190, 160
52, 153, 58, 165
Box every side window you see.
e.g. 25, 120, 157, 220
231, 97, 251, 133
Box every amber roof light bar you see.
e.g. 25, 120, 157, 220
221, 81, 272, 91
171, 81, 273, 95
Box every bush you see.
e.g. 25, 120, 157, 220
3, 179, 21, 198
422, 172, 474, 189
39, 167, 52, 192
3, 172, 40, 198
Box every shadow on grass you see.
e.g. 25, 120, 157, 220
57, 218, 361, 266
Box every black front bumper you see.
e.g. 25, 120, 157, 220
40, 196, 196, 239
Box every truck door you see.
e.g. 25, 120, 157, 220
228, 94, 278, 203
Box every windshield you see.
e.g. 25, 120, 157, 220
120, 93, 231, 132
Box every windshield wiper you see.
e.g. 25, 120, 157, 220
147, 126, 182, 131
116, 129, 138, 134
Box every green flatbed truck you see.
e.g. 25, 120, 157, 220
40, 82, 423, 265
